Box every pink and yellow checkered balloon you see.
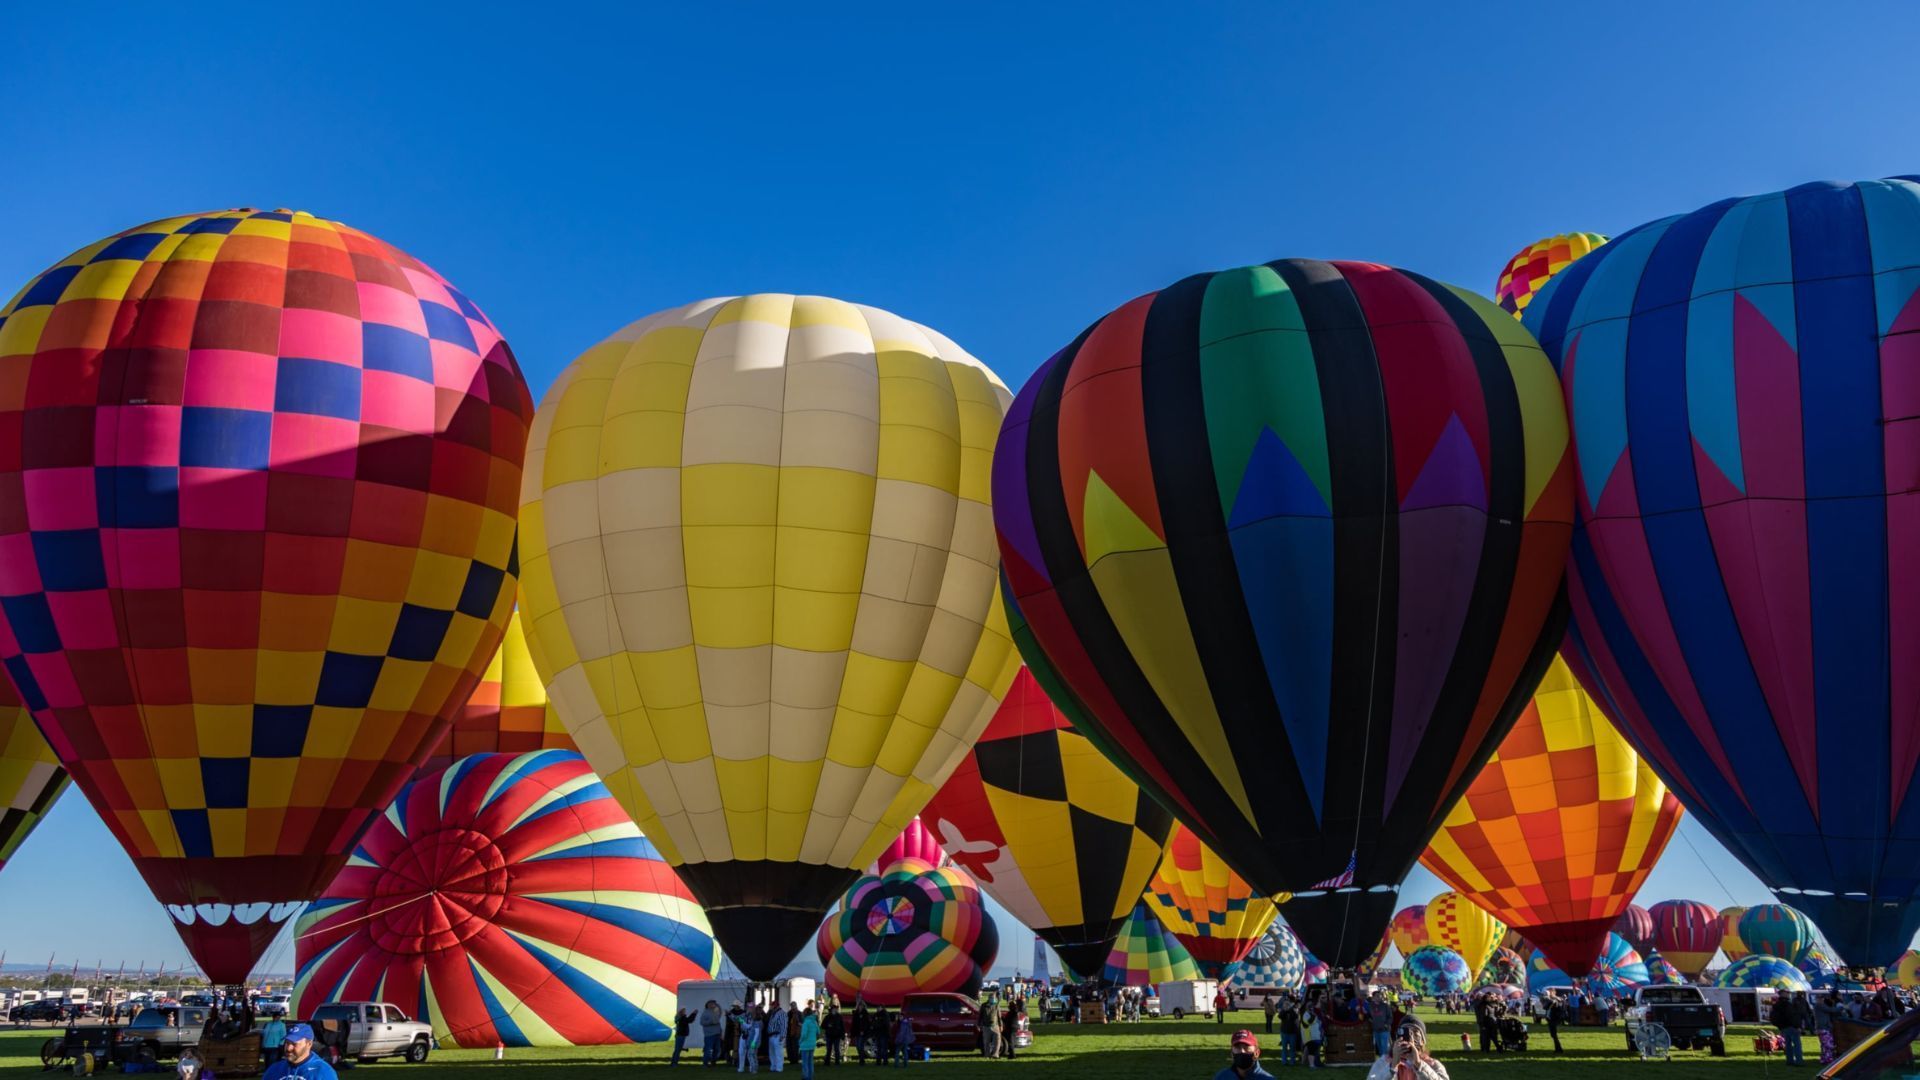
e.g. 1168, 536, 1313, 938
1493, 232, 1606, 316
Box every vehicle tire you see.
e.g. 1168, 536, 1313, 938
407, 1040, 431, 1064
39, 1037, 62, 1068
1709, 1038, 1726, 1057
1172, 1009, 1184, 1020
359, 1055, 378, 1064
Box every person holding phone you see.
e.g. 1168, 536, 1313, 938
1366, 1021, 1449, 1080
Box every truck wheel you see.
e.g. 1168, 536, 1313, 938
406, 1040, 431, 1064
1172, 1008, 1184, 1020
1709, 1038, 1726, 1057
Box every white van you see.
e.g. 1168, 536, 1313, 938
1157, 979, 1219, 1020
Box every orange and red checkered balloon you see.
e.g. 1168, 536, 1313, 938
1142, 822, 1281, 979
0, 210, 531, 984
1493, 233, 1606, 316
1421, 654, 1683, 978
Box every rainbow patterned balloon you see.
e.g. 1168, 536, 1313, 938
1717, 954, 1810, 992
1582, 932, 1650, 999
1643, 952, 1685, 985
295, 751, 719, 1046
1101, 902, 1201, 986
1226, 923, 1305, 992
872, 817, 944, 876
817, 857, 998, 1005
0, 209, 530, 983
1402, 946, 1472, 997
1493, 232, 1607, 316
416, 610, 574, 777
0, 679, 67, 874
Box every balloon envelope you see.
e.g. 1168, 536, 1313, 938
1737, 904, 1814, 961
1523, 178, 1920, 967
1225, 923, 1304, 992
294, 751, 719, 1046
1422, 654, 1681, 976
1649, 900, 1724, 978
1100, 901, 1201, 987
1643, 953, 1685, 985
1717, 954, 1810, 992
817, 857, 998, 1005
0, 680, 67, 874
1493, 233, 1608, 316
994, 259, 1574, 966
1720, 907, 1751, 963
920, 669, 1173, 980
1891, 950, 1920, 988
0, 209, 530, 982
873, 817, 945, 876
1582, 932, 1650, 1000
519, 295, 1021, 980
1425, 891, 1506, 981
416, 610, 574, 777
1390, 905, 1430, 960
1613, 904, 1655, 957
1402, 946, 1472, 997
1144, 822, 1281, 979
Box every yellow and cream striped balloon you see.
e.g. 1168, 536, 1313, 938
519, 294, 1020, 978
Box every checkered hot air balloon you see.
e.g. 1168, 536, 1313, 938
0, 210, 530, 983
1717, 955, 1810, 992
1421, 655, 1682, 978
921, 669, 1173, 981
993, 259, 1574, 968
817, 857, 999, 1006
1402, 946, 1472, 997
0, 678, 66, 875
414, 610, 574, 778
295, 750, 719, 1046
1493, 233, 1607, 316
1390, 905, 1430, 959
1425, 891, 1507, 981
1100, 902, 1201, 986
1143, 822, 1281, 979
1225, 923, 1305, 992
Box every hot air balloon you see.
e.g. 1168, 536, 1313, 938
1720, 907, 1751, 963
1143, 822, 1282, 978
1891, 950, 1920, 988
1523, 178, 1920, 968
294, 750, 719, 1046
0, 210, 530, 983
1303, 953, 1331, 986
1613, 904, 1656, 957
1476, 947, 1526, 988
816, 857, 998, 1005
1797, 946, 1839, 990
1100, 902, 1201, 987
1738, 904, 1814, 961
416, 610, 574, 777
1422, 654, 1682, 975
1650, 900, 1724, 979
1426, 892, 1507, 980
920, 669, 1173, 979
518, 295, 1022, 980
993, 258, 1574, 966
1717, 955, 1810, 992
1643, 953, 1685, 985
0, 681, 67, 874
1581, 932, 1650, 1000
873, 817, 944, 876
1357, 930, 1391, 980
1402, 946, 1472, 997
1390, 906, 1431, 960
1493, 233, 1608, 316
1526, 950, 1572, 993
1225, 923, 1304, 993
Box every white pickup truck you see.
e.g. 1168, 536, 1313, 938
307, 1002, 435, 1063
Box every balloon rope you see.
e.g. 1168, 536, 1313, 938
1675, 821, 1740, 907
290, 891, 434, 943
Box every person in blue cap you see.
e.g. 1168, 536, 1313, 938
264, 1023, 337, 1080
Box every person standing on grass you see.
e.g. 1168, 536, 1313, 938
824, 1005, 845, 1066
1217, 986, 1231, 1024
851, 1005, 870, 1066
1277, 995, 1301, 1066
1368, 991, 1394, 1058
702, 1001, 725, 1066
767, 1002, 787, 1072
789, 1003, 804, 1067
737, 1006, 762, 1074
980, 996, 1000, 1058
672, 1008, 694, 1065
1213, 1029, 1275, 1078
892, 1011, 914, 1067
1001, 999, 1020, 1058
260, 1013, 287, 1065
1546, 994, 1566, 1054
799, 1004, 820, 1079
1303, 1003, 1324, 1069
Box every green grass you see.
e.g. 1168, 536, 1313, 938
0, 1009, 1835, 1077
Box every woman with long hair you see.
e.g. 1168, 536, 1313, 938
1366, 1020, 1449, 1080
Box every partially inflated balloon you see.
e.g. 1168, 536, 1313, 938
1426, 892, 1506, 980
873, 817, 944, 876
1738, 904, 1813, 961
994, 259, 1573, 966
417, 611, 574, 777
1524, 178, 1920, 967
0, 680, 66, 874
1892, 950, 1920, 988
1101, 902, 1201, 987
1581, 932, 1650, 1000
1643, 953, 1685, 985
0, 210, 530, 983
1720, 907, 1751, 963
294, 751, 719, 1046
1798, 946, 1838, 989
1402, 946, 1472, 997
1390, 905, 1430, 960
519, 295, 1021, 979
1143, 822, 1281, 978
816, 857, 998, 1005
1493, 233, 1607, 316
1421, 655, 1682, 976
1650, 900, 1723, 979
1718, 955, 1809, 992
920, 669, 1172, 979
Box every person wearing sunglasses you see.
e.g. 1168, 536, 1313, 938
1365, 1020, 1449, 1080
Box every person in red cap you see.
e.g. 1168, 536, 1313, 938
1213, 1029, 1274, 1079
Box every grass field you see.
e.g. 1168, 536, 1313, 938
0, 1009, 1836, 1078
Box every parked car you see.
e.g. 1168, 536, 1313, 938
116, 1006, 211, 1060
307, 1002, 436, 1063
1626, 986, 1726, 1056
897, 993, 990, 1054
255, 995, 291, 1018
11, 998, 68, 1024
1043, 994, 1071, 1023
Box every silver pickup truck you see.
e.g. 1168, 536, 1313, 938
307, 1002, 435, 1063
117, 1005, 211, 1059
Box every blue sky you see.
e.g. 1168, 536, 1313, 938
0, 2, 1909, 976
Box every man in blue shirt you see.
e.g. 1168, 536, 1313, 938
263, 1024, 336, 1080
1214, 1029, 1275, 1079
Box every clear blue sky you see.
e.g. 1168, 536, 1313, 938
0, 2, 1908, 977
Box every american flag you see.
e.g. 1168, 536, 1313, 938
1310, 853, 1357, 890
